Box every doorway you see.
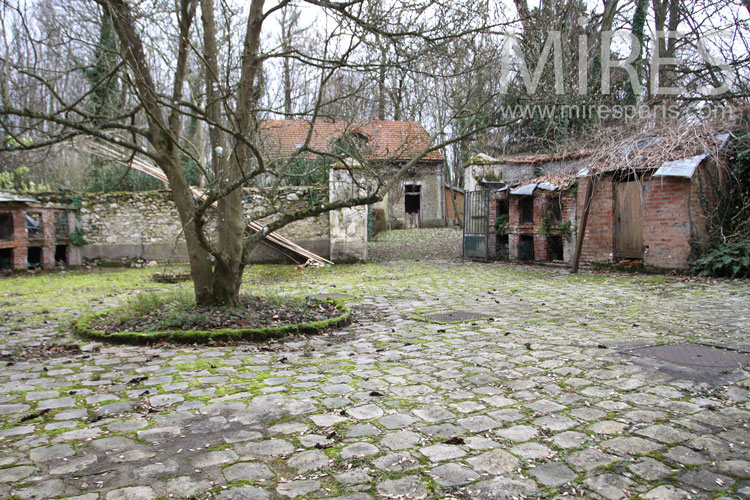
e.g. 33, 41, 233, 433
615, 180, 644, 259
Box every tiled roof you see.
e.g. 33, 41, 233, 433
260, 119, 443, 162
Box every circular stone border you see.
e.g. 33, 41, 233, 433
73, 298, 351, 345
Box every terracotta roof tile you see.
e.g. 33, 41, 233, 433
260, 119, 443, 161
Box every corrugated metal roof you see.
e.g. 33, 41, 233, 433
0, 192, 40, 204
537, 182, 556, 191
653, 154, 708, 178
575, 168, 590, 178
510, 183, 537, 195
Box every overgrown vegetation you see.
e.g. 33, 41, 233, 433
691, 131, 750, 278
494, 214, 509, 236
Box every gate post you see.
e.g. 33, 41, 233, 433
329, 160, 368, 261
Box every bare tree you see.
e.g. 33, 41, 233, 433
0, 0, 514, 305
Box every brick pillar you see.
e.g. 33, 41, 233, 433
487, 192, 498, 258
11, 209, 27, 270
41, 210, 55, 269
509, 232, 519, 260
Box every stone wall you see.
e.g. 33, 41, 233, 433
51, 189, 331, 263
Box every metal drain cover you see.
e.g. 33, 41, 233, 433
312, 293, 351, 300
627, 343, 750, 368
421, 311, 489, 322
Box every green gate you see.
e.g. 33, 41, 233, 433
462, 190, 490, 260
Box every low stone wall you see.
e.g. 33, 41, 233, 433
36, 189, 331, 264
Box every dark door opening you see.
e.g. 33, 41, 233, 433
55, 245, 68, 266
0, 213, 12, 240
0, 248, 11, 269
404, 184, 421, 228
28, 246, 42, 268
519, 234, 535, 260
547, 235, 563, 261
518, 197, 534, 225
405, 184, 421, 213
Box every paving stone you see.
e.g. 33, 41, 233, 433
346, 423, 379, 438
149, 393, 184, 406
629, 457, 675, 480
13, 479, 66, 499
348, 404, 384, 420
376, 476, 428, 499
419, 423, 463, 438
286, 450, 329, 473
664, 445, 708, 465
0, 465, 35, 483
715, 459, 750, 477
192, 449, 239, 468
602, 436, 663, 455
29, 444, 75, 462
412, 406, 456, 422
495, 425, 538, 442
136, 426, 182, 442
509, 442, 551, 460
236, 439, 294, 458
334, 467, 372, 484
373, 451, 420, 471
534, 414, 577, 431
214, 485, 270, 500
584, 473, 634, 500
49, 454, 98, 475
340, 442, 379, 458
163, 477, 212, 498
589, 420, 627, 435
321, 384, 354, 395
529, 462, 577, 487
0, 404, 30, 415
419, 443, 465, 462
309, 413, 348, 427
644, 485, 691, 500
466, 448, 519, 475
36, 397, 76, 410
464, 436, 500, 450
465, 477, 539, 499
429, 463, 480, 486
552, 431, 589, 449
380, 430, 421, 450
635, 423, 695, 444
223, 461, 275, 482
457, 415, 501, 433
565, 448, 617, 472
526, 399, 566, 413
276, 480, 320, 498
679, 468, 734, 491
380, 413, 416, 429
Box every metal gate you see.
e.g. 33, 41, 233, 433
463, 189, 490, 260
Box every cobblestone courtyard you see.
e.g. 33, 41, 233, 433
0, 256, 749, 499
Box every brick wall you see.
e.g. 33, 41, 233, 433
642, 174, 694, 268
577, 177, 616, 263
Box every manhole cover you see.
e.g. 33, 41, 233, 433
312, 293, 351, 300
627, 343, 750, 368
421, 311, 489, 323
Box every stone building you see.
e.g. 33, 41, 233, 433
260, 119, 445, 228
0, 191, 81, 270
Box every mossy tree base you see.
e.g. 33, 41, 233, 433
73, 299, 351, 345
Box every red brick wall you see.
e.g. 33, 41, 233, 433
576, 177, 616, 263
642, 173, 694, 268
575, 172, 700, 269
